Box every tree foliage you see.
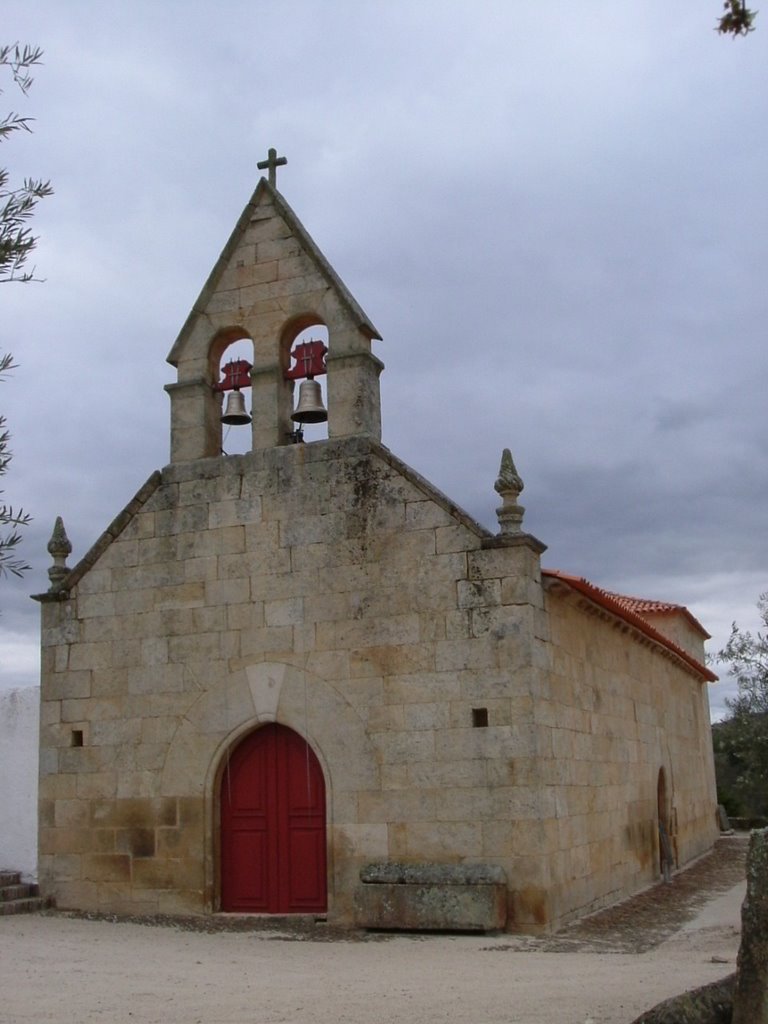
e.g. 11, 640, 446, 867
0, 353, 30, 578
1, 43, 53, 283
717, 0, 758, 36
712, 594, 768, 820
1, 43, 50, 582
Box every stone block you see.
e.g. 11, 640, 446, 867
403, 702, 450, 731
357, 787, 435, 824
54, 799, 90, 828
506, 883, 551, 932
277, 254, 313, 280
354, 883, 505, 932
45, 672, 92, 701
435, 639, 498, 673
349, 643, 435, 679
245, 210, 290, 241
373, 529, 436, 565
67, 643, 113, 673
402, 821, 484, 859
127, 663, 185, 695
116, 771, 160, 799
407, 758, 488, 789
110, 639, 142, 668
382, 672, 462, 705
331, 823, 388, 860
438, 787, 497, 822
435, 525, 477, 555
316, 613, 420, 652
264, 597, 304, 627
404, 501, 455, 530
305, 650, 352, 684
157, 889, 205, 914
39, 826, 95, 855
205, 578, 250, 606
255, 236, 302, 262
364, 705, 406, 732
116, 827, 156, 857
52, 879, 98, 910
132, 855, 202, 890
51, 853, 82, 881
81, 853, 131, 882
78, 592, 116, 619
219, 256, 277, 290
380, 765, 409, 790
375, 730, 436, 765
239, 625, 294, 659
39, 772, 77, 799
39, 747, 58, 777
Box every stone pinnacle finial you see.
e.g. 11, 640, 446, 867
47, 516, 72, 590
494, 448, 525, 535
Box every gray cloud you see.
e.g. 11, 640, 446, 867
2, 0, 766, 721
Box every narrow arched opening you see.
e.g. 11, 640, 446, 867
657, 767, 673, 880
282, 318, 329, 444
211, 329, 255, 456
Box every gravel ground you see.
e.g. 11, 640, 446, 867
0, 835, 749, 1024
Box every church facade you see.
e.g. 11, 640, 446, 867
35, 168, 719, 932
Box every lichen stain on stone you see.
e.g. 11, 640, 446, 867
348, 456, 382, 511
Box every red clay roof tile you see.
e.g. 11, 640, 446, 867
542, 569, 716, 682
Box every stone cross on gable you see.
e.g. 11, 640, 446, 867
257, 147, 287, 187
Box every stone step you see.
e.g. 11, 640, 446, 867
0, 896, 47, 916
0, 871, 22, 888
0, 883, 35, 902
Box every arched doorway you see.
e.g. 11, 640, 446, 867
657, 767, 672, 880
220, 724, 327, 913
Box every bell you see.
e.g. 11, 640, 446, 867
221, 389, 251, 425
291, 377, 328, 424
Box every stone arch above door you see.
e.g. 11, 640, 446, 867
159, 660, 380, 914
160, 660, 380, 802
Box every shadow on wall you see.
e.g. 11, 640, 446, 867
0, 687, 39, 881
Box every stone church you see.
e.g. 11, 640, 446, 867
35, 155, 719, 932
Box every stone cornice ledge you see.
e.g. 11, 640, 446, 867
481, 532, 547, 554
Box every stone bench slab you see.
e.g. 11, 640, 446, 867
355, 862, 507, 932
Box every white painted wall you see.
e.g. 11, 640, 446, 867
0, 687, 39, 881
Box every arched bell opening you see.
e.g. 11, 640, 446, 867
281, 317, 329, 444
211, 329, 255, 456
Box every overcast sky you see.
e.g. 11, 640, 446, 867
2, 1, 766, 719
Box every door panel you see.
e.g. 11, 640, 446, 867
220, 724, 326, 913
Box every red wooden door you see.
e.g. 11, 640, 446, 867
220, 724, 327, 913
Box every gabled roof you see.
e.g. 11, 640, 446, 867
542, 569, 716, 682
167, 178, 381, 367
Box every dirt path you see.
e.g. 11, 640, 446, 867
0, 836, 748, 1024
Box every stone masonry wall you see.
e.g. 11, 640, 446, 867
38, 436, 718, 931
541, 591, 719, 926
38, 437, 552, 927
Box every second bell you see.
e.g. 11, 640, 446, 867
291, 378, 328, 424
